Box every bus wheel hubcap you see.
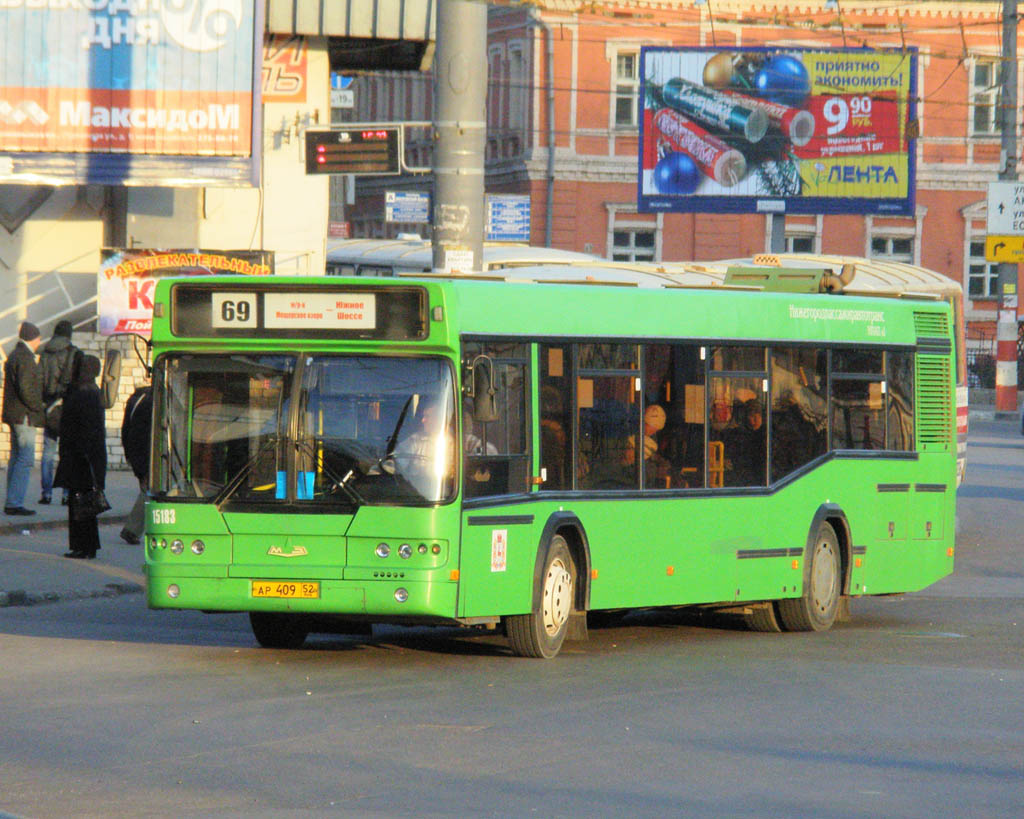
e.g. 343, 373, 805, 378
542, 558, 572, 635
811, 540, 838, 614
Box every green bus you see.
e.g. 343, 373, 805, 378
144, 258, 958, 657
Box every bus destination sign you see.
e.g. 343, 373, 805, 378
171, 284, 426, 340
263, 292, 376, 329
304, 128, 401, 175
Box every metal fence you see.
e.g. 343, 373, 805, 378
966, 324, 1024, 389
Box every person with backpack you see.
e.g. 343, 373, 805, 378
37, 320, 79, 505
120, 382, 152, 545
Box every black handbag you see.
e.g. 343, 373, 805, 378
71, 487, 111, 521
71, 462, 111, 521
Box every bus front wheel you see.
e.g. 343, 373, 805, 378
777, 521, 842, 632
249, 612, 309, 649
505, 535, 575, 659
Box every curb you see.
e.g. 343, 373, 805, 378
0, 512, 128, 538
0, 581, 144, 609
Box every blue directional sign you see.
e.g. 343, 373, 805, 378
386, 191, 430, 223
486, 194, 531, 241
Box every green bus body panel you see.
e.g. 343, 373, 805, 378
151, 276, 914, 349
456, 455, 954, 618
145, 501, 463, 617
146, 275, 956, 624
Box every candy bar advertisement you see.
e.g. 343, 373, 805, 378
638, 47, 917, 216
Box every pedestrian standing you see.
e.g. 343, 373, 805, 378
119, 382, 152, 545
3, 321, 44, 516
54, 353, 107, 559
37, 319, 79, 505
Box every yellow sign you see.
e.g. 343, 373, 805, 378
985, 235, 1024, 263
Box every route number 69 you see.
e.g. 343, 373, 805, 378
212, 293, 257, 328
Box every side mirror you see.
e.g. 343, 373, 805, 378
469, 355, 499, 423
101, 348, 121, 409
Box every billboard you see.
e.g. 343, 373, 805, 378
98, 248, 273, 336
639, 47, 917, 216
0, 1, 263, 185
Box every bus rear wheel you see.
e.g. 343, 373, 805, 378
505, 535, 575, 659
249, 612, 309, 649
777, 521, 842, 632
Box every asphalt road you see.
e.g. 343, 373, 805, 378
0, 419, 1021, 818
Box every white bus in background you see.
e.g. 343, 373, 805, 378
325, 235, 599, 277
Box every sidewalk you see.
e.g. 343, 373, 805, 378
0, 467, 144, 607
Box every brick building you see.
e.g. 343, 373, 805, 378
338, 0, 1022, 366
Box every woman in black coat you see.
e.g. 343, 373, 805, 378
54, 354, 107, 559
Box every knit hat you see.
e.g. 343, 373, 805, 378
54, 320, 73, 338
18, 321, 40, 342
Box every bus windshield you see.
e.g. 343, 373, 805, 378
154, 354, 456, 505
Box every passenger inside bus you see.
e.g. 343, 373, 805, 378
723, 397, 767, 486
463, 408, 502, 498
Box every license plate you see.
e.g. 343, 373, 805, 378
251, 581, 320, 599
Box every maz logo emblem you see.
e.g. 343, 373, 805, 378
268, 545, 308, 558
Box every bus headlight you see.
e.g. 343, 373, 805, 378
398, 543, 412, 559
170, 539, 184, 554
394, 588, 409, 603
375, 543, 390, 558
191, 539, 205, 555
167, 584, 180, 599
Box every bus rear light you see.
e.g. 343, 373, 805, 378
394, 588, 409, 603
167, 584, 180, 599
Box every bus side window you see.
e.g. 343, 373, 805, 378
463, 342, 530, 498
644, 343, 705, 489
539, 345, 572, 490
770, 348, 827, 482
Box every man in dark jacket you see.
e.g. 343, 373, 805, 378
37, 320, 78, 504
119, 383, 152, 545
2, 321, 44, 515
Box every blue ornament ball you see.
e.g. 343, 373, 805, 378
653, 152, 700, 195
754, 54, 810, 108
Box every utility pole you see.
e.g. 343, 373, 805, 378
431, 0, 487, 274
996, 0, 1019, 416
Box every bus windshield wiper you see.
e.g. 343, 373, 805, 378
213, 435, 281, 510
385, 395, 415, 457
292, 438, 365, 506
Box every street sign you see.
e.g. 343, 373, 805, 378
486, 194, 531, 241
386, 191, 430, 223
985, 234, 1024, 263
330, 89, 354, 108
986, 181, 1024, 235
305, 128, 401, 175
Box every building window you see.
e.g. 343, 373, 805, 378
614, 51, 639, 127
870, 236, 914, 262
970, 59, 1000, 136
612, 229, 655, 262
786, 234, 815, 253
967, 239, 999, 298
509, 45, 526, 134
